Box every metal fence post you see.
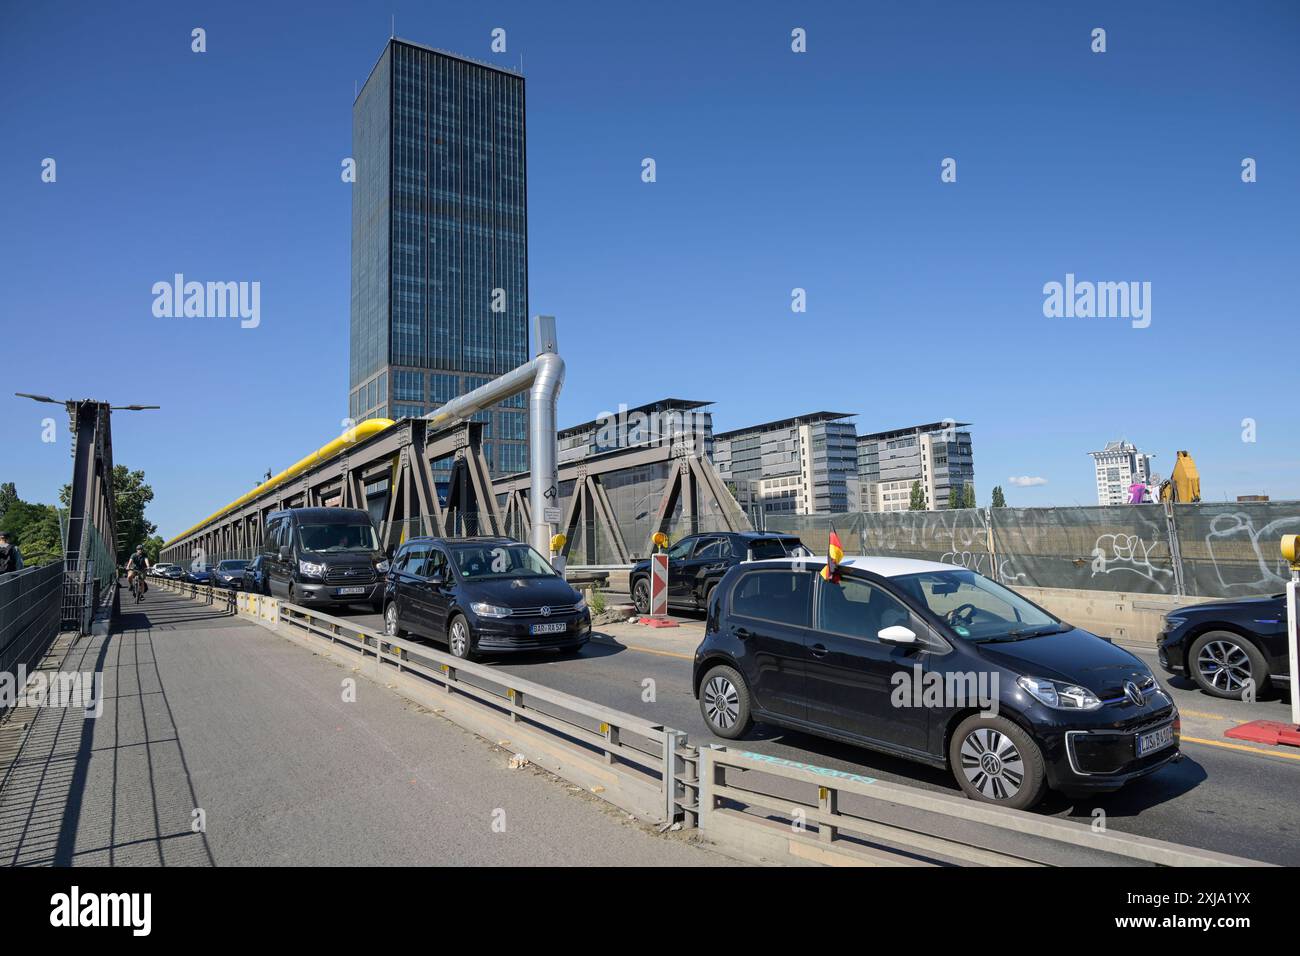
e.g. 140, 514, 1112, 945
1164, 500, 1187, 596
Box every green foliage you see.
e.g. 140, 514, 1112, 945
948, 486, 961, 509
908, 481, 925, 511
0, 484, 63, 566
962, 484, 976, 509
991, 485, 1007, 508
589, 588, 607, 615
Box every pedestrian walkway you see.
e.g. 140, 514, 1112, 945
0, 588, 727, 866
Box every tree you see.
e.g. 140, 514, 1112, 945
948, 486, 961, 509
0, 485, 63, 566
962, 484, 976, 509
908, 481, 925, 511
62, 465, 157, 561
991, 485, 1007, 508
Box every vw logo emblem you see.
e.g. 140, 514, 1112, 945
1124, 681, 1145, 706
540, 606, 551, 617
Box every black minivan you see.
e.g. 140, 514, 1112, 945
693, 556, 1180, 809
383, 536, 590, 660
261, 507, 388, 611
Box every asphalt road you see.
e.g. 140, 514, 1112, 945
342, 603, 1300, 865
0, 589, 730, 867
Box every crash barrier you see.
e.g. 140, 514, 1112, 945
696, 748, 1267, 867
156, 580, 1266, 866
0, 563, 65, 718
764, 500, 1300, 599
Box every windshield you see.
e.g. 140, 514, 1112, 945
298, 522, 380, 553
891, 569, 1062, 643
749, 538, 802, 560
451, 543, 558, 581
218, 560, 248, 571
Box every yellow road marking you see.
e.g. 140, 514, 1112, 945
609, 641, 694, 661
1181, 734, 1300, 762
1180, 709, 1231, 721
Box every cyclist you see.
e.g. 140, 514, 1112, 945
126, 545, 151, 601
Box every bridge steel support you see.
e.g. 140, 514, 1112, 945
160, 417, 507, 567
492, 443, 751, 564
62, 400, 118, 632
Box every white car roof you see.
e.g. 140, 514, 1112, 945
751, 554, 959, 578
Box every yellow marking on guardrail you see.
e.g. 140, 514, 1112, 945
1181, 734, 1300, 762
599, 722, 610, 735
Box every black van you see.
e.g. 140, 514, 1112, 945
261, 507, 388, 611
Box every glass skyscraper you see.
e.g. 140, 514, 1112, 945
350, 38, 529, 477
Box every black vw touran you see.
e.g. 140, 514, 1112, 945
693, 556, 1180, 809
383, 537, 590, 661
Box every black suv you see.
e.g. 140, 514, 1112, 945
383, 537, 591, 661
693, 556, 1179, 810
629, 531, 807, 615
1157, 594, 1291, 699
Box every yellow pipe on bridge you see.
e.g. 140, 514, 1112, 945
162, 418, 395, 549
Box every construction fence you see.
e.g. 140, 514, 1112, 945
764, 500, 1300, 600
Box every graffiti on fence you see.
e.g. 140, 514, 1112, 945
1090, 532, 1174, 590
1203, 512, 1300, 593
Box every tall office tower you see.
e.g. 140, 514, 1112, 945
856, 421, 976, 512
349, 38, 529, 478
1089, 439, 1154, 505
712, 412, 859, 517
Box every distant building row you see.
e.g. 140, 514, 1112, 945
555, 399, 977, 518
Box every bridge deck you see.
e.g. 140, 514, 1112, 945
0, 588, 726, 866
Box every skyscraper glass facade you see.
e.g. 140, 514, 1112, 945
350, 39, 529, 477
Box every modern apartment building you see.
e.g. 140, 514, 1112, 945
349, 38, 529, 477
1089, 440, 1154, 505
557, 399, 714, 465
712, 412, 858, 517
857, 421, 975, 512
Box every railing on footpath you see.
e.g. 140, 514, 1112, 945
0, 564, 66, 719
154, 578, 1268, 866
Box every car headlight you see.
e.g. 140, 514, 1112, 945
574, 596, 587, 612
470, 602, 512, 618
375, 560, 390, 573
1017, 676, 1102, 711
299, 560, 326, 578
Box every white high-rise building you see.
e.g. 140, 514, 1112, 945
1089, 440, 1154, 505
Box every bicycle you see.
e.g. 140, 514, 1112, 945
129, 573, 147, 603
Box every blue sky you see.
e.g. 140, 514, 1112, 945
2, 0, 1297, 540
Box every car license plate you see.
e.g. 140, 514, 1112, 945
1136, 723, 1175, 757
530, 622, 567, 635
336, 586, 366, 596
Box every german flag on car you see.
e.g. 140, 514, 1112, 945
821, 526, 843, 582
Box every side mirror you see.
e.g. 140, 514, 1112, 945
878, 624, 918, 645
427, 571, 444, 587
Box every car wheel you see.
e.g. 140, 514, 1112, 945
632, 578, 650, 615
447, 615, 475, 661
948, 714, 1047, 810
699, 664, 753, 739
384, 601, 407, 639
1189, 631, 1267, 700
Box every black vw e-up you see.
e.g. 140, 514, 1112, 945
692, 556, 1180, 809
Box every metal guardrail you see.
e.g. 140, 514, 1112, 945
155, 579, 1265, 866
697, 748, 1269, 867
0, 564, 66, 718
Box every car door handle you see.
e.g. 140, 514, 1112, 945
734, 627, 753, 640
810, 643, 829, 658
